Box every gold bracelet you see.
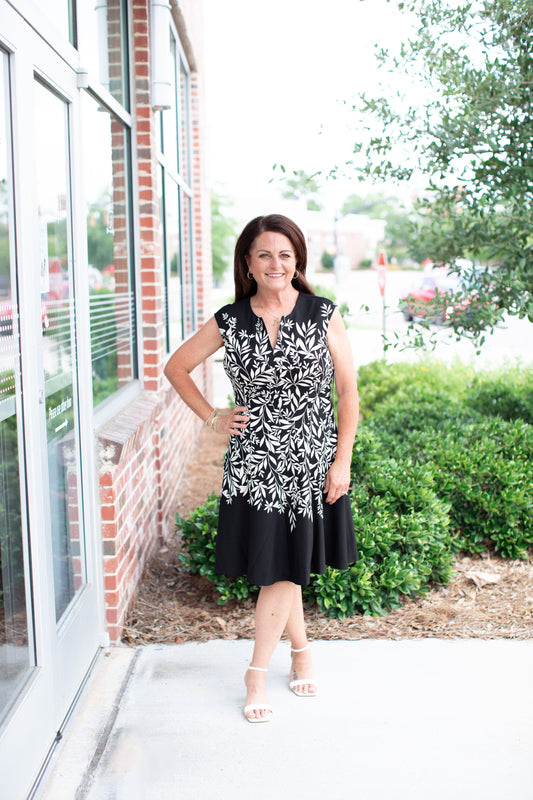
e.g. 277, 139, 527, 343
210, 412, 220, 432
204, 408, 216, 427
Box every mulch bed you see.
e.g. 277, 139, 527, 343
122, 427, 533, 645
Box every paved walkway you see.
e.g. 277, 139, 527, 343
40, 638, 533, 800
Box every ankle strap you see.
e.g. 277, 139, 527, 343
248, 665, 268, 672
291, 644, 310, 653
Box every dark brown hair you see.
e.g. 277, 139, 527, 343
234, 214, 315, 301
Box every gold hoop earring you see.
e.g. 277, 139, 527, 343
293, 270, 299, 278
247, 272, 254, 280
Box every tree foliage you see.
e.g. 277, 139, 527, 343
273, 166, 324, 211
211, 191, 237, 283
347, 0, 533, 343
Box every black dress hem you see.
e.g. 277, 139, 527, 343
215, 493, 358, 587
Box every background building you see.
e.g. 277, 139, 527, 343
0, 1, 211, 796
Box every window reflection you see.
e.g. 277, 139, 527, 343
0, 52, 31, 720
82, 93, 136, 406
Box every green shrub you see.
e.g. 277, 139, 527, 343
303, 450, 452, 617
176, 429, 453, 618
176, 361, 533, 620
359, 360, 533, 559
357, 358, 471, 419
366, 387, 481, 443
468, 365, 533, 424
320, 250, 334, 270
371, 417, 533, 559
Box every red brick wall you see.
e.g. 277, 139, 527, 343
97, 0, 211, 643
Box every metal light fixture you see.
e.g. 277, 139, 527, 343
151, 0, 172, 110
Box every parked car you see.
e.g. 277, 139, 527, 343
400, 270, 467, 323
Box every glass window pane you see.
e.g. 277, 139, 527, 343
161, 173, 183, 351
179, 189, 194, 334
178, 57, 190, 182
81, 92, 136, 406
35, 80, 87, 622
0, 52, 32, 721
38, 0, 75, 45
159, 31, 193, 349
79, 0, 129, 109
161, 32, 178, 173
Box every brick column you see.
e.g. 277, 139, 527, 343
132, 0, 166, 394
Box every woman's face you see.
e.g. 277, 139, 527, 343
246, 231, 297, 294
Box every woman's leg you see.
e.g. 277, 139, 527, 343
284, 585, 316, 696
244, 581, 295, 720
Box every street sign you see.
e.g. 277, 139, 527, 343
377, 249, 387, 296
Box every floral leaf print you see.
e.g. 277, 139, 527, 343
215, 295, 337, 529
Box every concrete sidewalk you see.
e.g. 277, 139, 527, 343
39, 639, 533, 800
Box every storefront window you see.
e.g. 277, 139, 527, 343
42, 0, 76, 45
78, 0, 130, 110
179, 188, 195, 333
0, 52, 32, 720
160, 170, 183, 351
159, 27, 194, 349
161, 33, 179, 175
81, 93, 137, 407
178, 58, 190, 182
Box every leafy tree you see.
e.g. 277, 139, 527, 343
211, 191, 236, 283
342, 0, 533, 344
273, 166, 324, 211
341, 192, 390, 219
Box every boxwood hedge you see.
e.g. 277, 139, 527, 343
176, 360, 533, 618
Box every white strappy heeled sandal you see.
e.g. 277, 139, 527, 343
244, 666, 273, 723
289, 644, 318, 697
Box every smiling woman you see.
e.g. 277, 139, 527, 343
164, 213, 359, 723
234, 214, 313, 301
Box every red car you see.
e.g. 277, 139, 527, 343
401, 271, 465, 323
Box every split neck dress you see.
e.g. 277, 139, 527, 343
214, 292, 358, 587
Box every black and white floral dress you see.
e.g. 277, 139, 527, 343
214, 292, 358, 586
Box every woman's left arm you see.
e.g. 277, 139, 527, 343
324, 308, 359, 504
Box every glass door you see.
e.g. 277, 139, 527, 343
0, 47, 33, 728
35, 78, 87, 625
29, 65, 103, 718
0, 7, 104, 797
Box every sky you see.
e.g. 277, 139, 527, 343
202, 0, 415, 213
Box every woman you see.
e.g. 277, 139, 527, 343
164, 214, 359, 723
